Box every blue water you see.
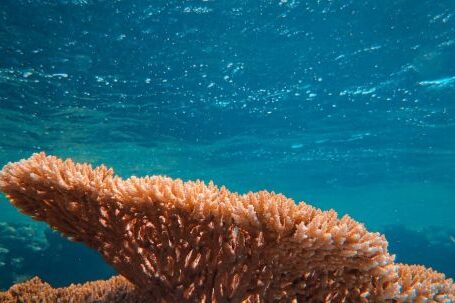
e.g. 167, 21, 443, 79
0, 0, 454, 290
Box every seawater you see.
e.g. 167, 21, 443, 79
0, 0, 454, 290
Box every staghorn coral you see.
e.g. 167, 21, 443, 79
0, 275, 140, 303
0, 153, 453, 302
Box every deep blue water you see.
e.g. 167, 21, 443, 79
0, 0, 454, 290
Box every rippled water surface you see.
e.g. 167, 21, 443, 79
0, 0, 454, 289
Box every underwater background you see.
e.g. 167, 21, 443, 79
0, 0, 454, 290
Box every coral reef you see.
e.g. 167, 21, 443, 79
383, 224, 455, 279
0, 275, 138, 303
0, 153, 453, 302
0, 222, 47, 288
0, 221, 114, 290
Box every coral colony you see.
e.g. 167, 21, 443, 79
0, 153, 453, 302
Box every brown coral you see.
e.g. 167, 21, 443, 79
0, 153, 453, 302
0, 275, 139, 303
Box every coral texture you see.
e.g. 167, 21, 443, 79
0, 275, 139, 303
0, 153, 453, 302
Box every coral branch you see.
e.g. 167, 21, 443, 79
0, 275, 139, 303
0, 153, 453, 302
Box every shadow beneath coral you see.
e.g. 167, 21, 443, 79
0, 222, 115, 290
382, 224, 455, 278
1, 221, 454, 291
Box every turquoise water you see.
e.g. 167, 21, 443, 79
0, 0, 454, 290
